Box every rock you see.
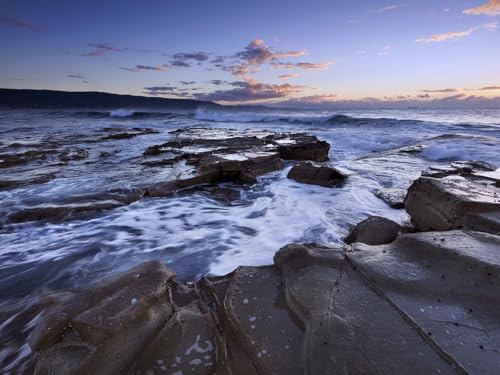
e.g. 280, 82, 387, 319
271, 135, 330, 162
373, 188, 407, 208
3, 128, 331, 223
344, 216, 401, 245
287, 162, 346, 187
101, 127, 157, 141
405, 162, 500, 234
59, 148, 88, 162
31, 228, 500, 374
349, 230, 500, 375
0, 149, 58, 168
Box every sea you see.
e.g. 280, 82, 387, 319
0, 107, 499, 372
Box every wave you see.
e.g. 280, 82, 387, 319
45, 109, 191, 120
194, 109, 423, 127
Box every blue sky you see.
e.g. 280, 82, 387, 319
1, 0, 499, 107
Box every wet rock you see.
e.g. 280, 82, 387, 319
350, 230, 500, 375
287, 162, 346, 187
59, 148, 89, 162
7, 188, 145, 223
101, 127, 157, 141
270, 135, 330, 162
31, 229, 500, 373
0, 149, 58, 168
344, 215, 401, 245
373, 187, 407, 208
0, 171, 57, 190
32, 261, 176, 375
405, 162, 500, 234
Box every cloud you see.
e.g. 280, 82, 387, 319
463, 0, 500, 16
82, 43, 154, 57
82, 43, 123, 57
193, 79, 305, 102
136, 64, 168, 71
66, 74, 87, 79
416, 22, 496, 43
170, 60, 191, 67
271, 93, 500, 109
421, 88, 459, 93
172, 52, 210, 61
278, 73, 300, 80
477, 85, 500, 90
144, 86, 178, 95
169, 51, 211, 68
416, 28, 474, 43
120, 64, 168, 72
272, 62, 332, 70
483, 21, 498, 29
0, 16, 44, 32
380, 4, 399, 12
219, 39, 307, 76
180, 81, 196, 85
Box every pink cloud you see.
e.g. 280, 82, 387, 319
463, 0, 500, 16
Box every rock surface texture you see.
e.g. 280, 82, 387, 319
405, 161, 500, 234
287, 162, 347, 187
2, 128, 330, 224
29, 161, 500, 374
344, 215, 401, 245
30, 230, 500, 375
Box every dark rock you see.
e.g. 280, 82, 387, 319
344, 216, 401, 245
274, 137, 330, 161
373, 188, 407, 208
30, 229, 500, 374
0, 149, 58, 168
101, 127, 157, 141
287, 162, 346, 187
59, 148, 89, 162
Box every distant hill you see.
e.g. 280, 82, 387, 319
0, 88, 219, 110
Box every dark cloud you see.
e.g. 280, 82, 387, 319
169, 51, 210, 68
193, 79, 304, 102
82, 43, 154, 57
180, 81, 196, 85
82, 43, 123, 57
209, 80, 232, 85
421, 88, 459, 93
417, 93, 431, 98
170, 60, 191, 68
143, 86, 178, 95
0, 16, 44, 32
120, 64, 168, 72
66, 74, 87, 79
172, 52, 210, 61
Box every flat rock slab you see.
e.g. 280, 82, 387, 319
287, 162, 346, 188
30, 229, 500, 374
350, 230, 500, 375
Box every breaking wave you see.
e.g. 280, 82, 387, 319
194, 109, 424, 127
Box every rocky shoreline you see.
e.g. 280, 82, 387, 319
26, 155, 500, 374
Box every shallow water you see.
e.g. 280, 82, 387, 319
0, 107, 499, 372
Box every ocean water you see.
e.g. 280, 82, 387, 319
0, 107, 499, 371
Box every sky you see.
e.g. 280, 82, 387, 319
1, 0, 499, 108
